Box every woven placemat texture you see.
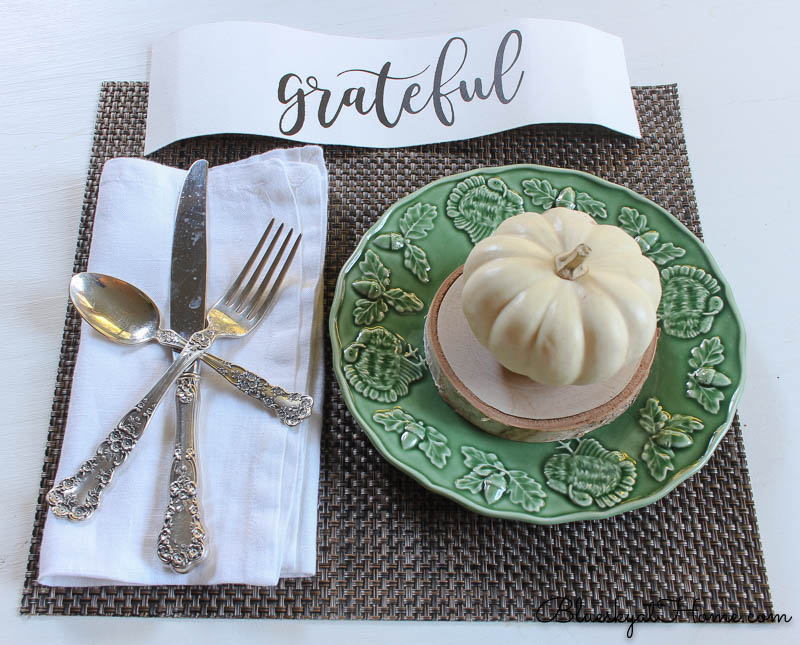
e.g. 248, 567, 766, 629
21, 82, 771, 619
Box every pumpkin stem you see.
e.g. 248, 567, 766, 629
555, 244, 592, 280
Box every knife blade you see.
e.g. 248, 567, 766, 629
170, 160, 208, 346
157, 159, 208, 573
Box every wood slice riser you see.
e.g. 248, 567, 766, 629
424, 266, 659, 443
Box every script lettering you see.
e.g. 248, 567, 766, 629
276, 29, 525, 135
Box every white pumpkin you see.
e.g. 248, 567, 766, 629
461, 208, 661, 386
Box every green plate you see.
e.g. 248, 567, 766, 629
330, 164, 745, 523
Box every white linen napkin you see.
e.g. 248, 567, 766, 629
38, 146, 327, 586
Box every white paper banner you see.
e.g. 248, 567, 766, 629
145, 20, 640, 154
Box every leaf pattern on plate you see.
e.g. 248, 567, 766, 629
543, 438, 637, 508
351, 249, 424, 325
617, 206, 686, 265
374, 202, 438, 282
638, 398, 704, 481
521, 176, 608, 219
454, 446, 546, 512
373, 407, 451, 468
685, 337, 732, 413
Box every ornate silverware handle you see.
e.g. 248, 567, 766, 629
205, 354, 313, 427
46, 329, 219, 521
156, 329, 313, 427
157, 368, 207, 573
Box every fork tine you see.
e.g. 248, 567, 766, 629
233, 223, 285, 312
245, 232, 302, 322
222, 218, 275, 306
241, 227, 294, 317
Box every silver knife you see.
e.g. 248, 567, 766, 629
157, 159, 209, 573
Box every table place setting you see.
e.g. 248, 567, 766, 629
38, 147, 327, 586
21, 16, 774, 627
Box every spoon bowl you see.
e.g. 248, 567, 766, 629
70, 273, 161, 345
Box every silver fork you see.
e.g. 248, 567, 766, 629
47, 220, 301, 521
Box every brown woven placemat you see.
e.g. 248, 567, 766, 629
21, 82, 771, 619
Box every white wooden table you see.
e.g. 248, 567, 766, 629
1, 1, 797, 643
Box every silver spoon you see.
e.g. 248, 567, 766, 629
69, 272, 313, 427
